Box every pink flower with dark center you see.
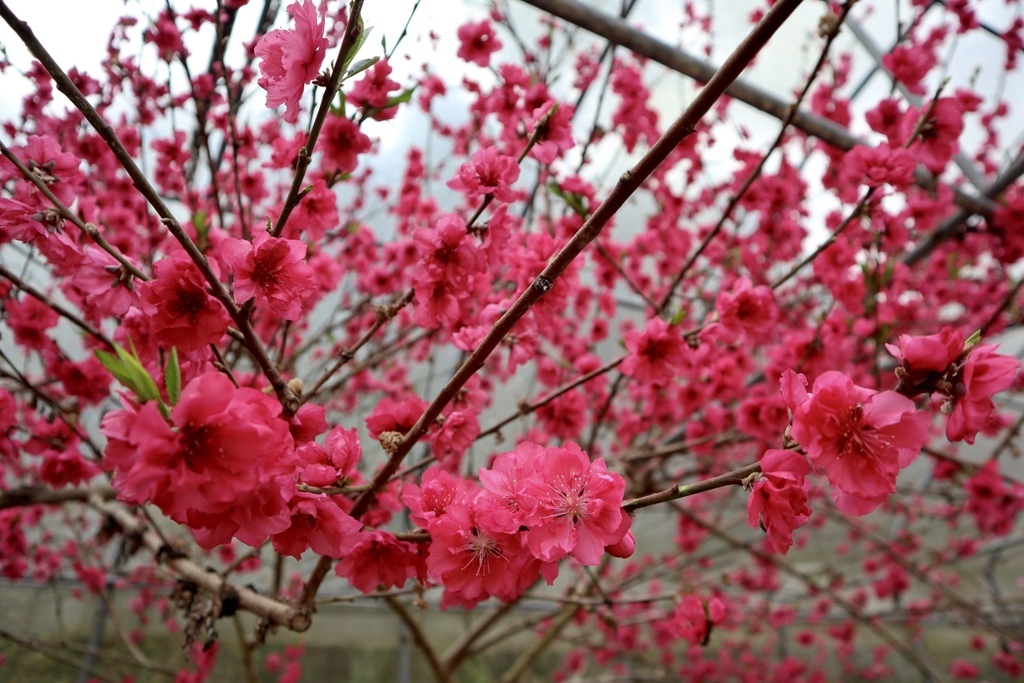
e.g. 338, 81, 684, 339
334, 530, 422, 594
270, 493, 362, 559
100, 372, 297, 545
254, 0, 329, 123
348, 60, 401, 120
411, 214, 485, 286
945, 345, 1021, 444
446, 147, 520, 203
716, 277, 778, 337
427, 501, 525, 602
899, 96, 964, 173
477, 442, 542, 534
747, 449, 812, 554
845, 144, 917, 187
789, 370, 929, 515
321, 115, 372, 174
522, 441, 631, 564
527, 101, 575, 164
456, 20, 502, 67
222, 231, 315, 321
622, 317, 686, 385
138, 251, 230, 353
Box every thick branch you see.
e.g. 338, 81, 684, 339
91, 496, 310, 632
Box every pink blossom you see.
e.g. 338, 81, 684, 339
845, 144, 917, 187
886, 326, 964, 396
945, 345, 1021, 444
334, 530, 421, 594
670, 595, 727, 646
427, 501, 526, 602
747, 449, 812, 554
402, 466, 474, 530
411, 214, 486, 287
254, 0, 329, 123
522, 441, 632, 565
456, 20, 502, 67
477, 442, 543, 534
964, 461, 1024, 536
365, 394, 428, 439
716, 277, 778, 336
270, 493, 362, 559
138, 251, 231, 353
881, 44, 936, 96
100, 372, 296, 544
899, 96, 963, 173
621, 318, 686, 385
295, 426, 360, 486
527, 101, 575, 164
321, 115, 372, 174
222, 231, 315, 321
446, 147, 520, 203
348, 60, 401, 120
789, 370, 929, 515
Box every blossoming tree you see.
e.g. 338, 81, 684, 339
1, 0, 1023, 680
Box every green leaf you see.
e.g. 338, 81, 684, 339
546, 181, 589, 218
381, 86, 416, 110
165, 347, 181, 406
669, 309, 687, 326
341, 19, 372, 73
95, 342, 161, 403
345, 56, 379, 81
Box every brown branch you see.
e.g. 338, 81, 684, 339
622, 462, 761, 513
0, 483, 115, 511
89, 496, 311, 632
384, 595, 450, 683
0, 139, 148, 281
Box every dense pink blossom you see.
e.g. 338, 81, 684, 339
715, 277, 778, 336
222, 231, 316, 321
446, 147, 520, 202
270, 493, 362, 559
945, 345, 1021, 444
334, 530, 422, 594
347, 60, 401, 120
845, 144, 916, 187
963, 461, 1024, 536
522, 441, 631, 565
621, 318, 686, 385
254, 0, 329, 123
787, 370, 930, 515
321, 115, 372, 174
456, 20, 502, 67
100, 372, 296, 546
138, 251, 231, 353
747, 449, 812, 554
426, 501, 528, 603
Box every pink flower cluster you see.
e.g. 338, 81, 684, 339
101, 372, 300, 547
254, 0, 329, 123
746, 449, 811, 554
402, 441, 633, 606
783, 369, 930, 515
888, 327, 1021, 444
